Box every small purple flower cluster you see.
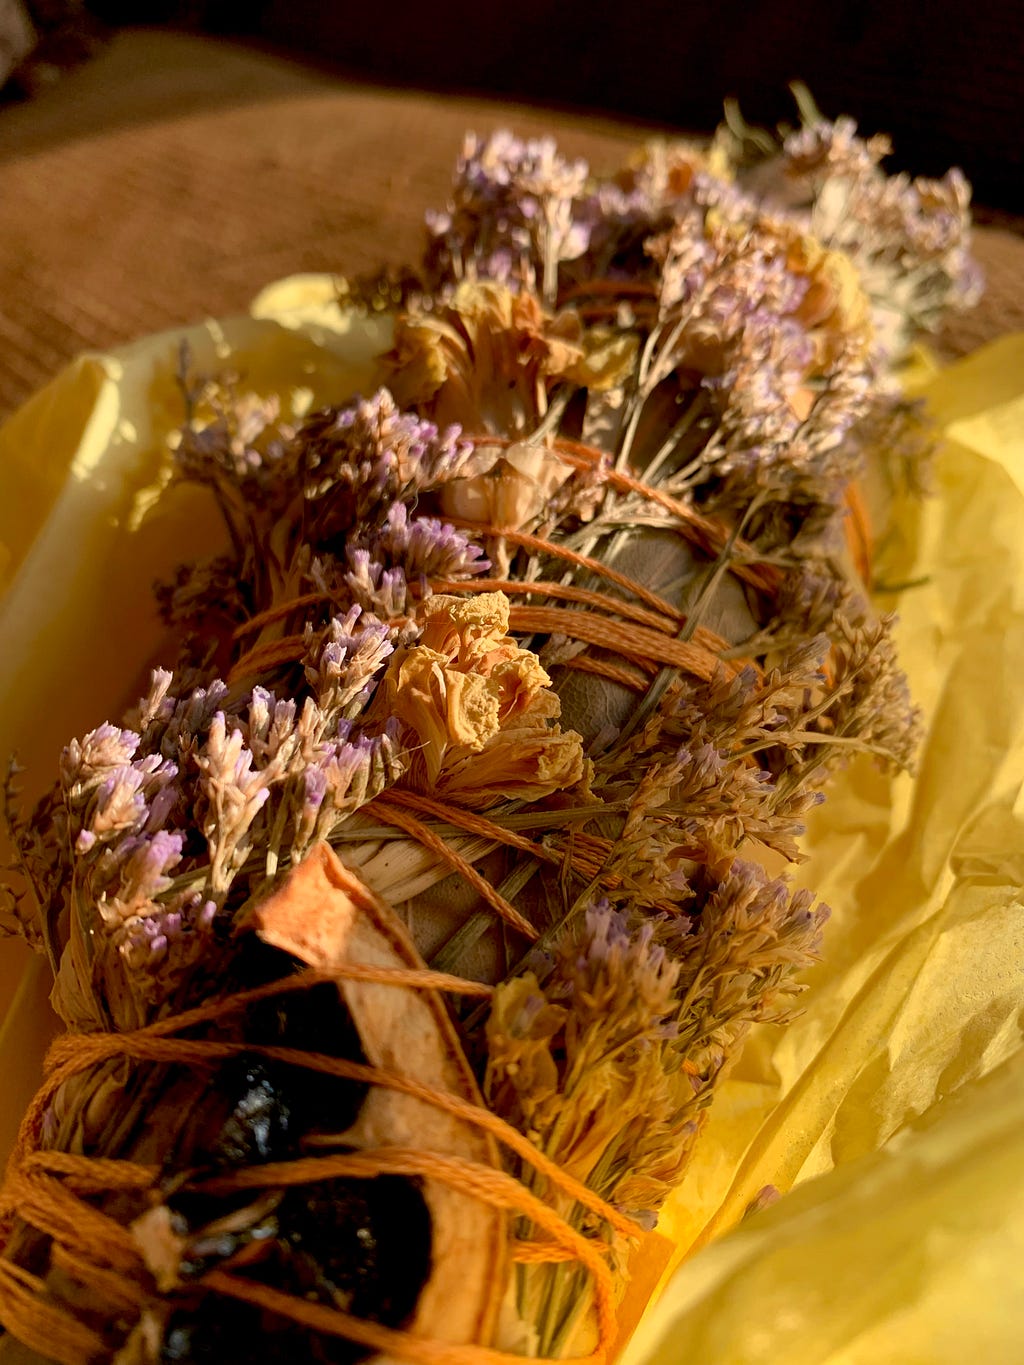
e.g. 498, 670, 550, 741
298, 389, 474, 531
56, 604, 407, 1027
167, 385, 492, 652
556, 898, 681, 1025
427, 131, 590, 296
333, 505, 491, 617
773, 118, 983, 345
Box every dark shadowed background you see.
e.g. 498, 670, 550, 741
78, 0, 1024, 214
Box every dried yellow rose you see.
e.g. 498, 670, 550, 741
373, 591, 587, 808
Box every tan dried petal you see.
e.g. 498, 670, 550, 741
567, 326, 640, 393
375, 592, 585, 806
439, 440, 575, 540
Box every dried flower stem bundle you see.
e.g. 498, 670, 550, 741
0, 100, 979, 1365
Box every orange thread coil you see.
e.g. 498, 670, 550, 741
506, 605, 725, 682
0, 958, 643, 1365
36, 1032, 642, 1242
429, 578, 681, 635
0, 1260, 106, 1365
202, 1270, 610, 1365
368, 789, 624, 893
361, 800, 538, 940
461, 433, 781, 598
49, 1242, 150, 1312
443, 519, 687, 624
843, 480, 873, 584
560, 656, 649, 692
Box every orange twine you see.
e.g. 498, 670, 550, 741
462, 434, 781, 597
843, 480, 873, 585
558, 280, 658, 303
202, 1270, 610, 1365
429, 578, 681, 636
443, 519, 688, 624
510, 1241, 594, 1265
227, 631, 310, 686
369, 789, 636, 901
505, 605, 729, 683
226, 434, 776, 661
0, 960, 643, 1365
560, 656, 648, 692
360, 800, 538, 940
0, 1260, 106, 1364
233, 590, 342, 641
224, 438, 776, 698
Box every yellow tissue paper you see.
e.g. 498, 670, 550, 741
1, 289, 1021, 1361
624, 331, 1024, 1361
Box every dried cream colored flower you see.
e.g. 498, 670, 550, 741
375, 591, 587, 808
438, 439, 575, 547
783, 227, 873, 368
622, 137, 736, 202
381, 281, 582, 433
382, 281, 635, 435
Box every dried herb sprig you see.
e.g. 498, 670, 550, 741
486, 867, 825, 1354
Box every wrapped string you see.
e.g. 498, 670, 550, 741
0, 412, 868, 1363
0, 958, 644, 1365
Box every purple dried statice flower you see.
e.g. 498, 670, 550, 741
739, 110, 985, 352
645, 209, 718, 313
60, 723, 141, 795
711, 311, 816, 465
319, 727, 399, 817
174, 390, 292, 490
290, 723, 404, 856
65, 739, 180, 853
160, 385, 482, 664
427, 130, 591, 299
672, 857, 829, 1074
113, 893, 218, 1021
291, 765, 329, 853
127, 674, 231, 765
56, 642, 410, 1018
195, 712, 272, 896
298, 389, 473, 537
341, 550, 411, 618
373, 504, 490, 582
568, 138, 730, 286
557, 899, 681, 1026
245, 687, 299, 767
93, 829, 186, 929
782, 115, 890, 183
303, 605, 397, 722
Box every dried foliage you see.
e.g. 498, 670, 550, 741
1, 97, 979, 1362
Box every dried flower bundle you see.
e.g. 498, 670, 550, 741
0, 99, 979, 1365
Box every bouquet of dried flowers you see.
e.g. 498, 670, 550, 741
0, 96, 980, 1365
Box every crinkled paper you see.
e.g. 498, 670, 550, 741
1, 283, 1021, 1362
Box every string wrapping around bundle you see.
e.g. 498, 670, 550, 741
0, 393, 863, 1362
0, 943, 644, 1365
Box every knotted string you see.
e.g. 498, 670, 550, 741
0, 959, 643, 1365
